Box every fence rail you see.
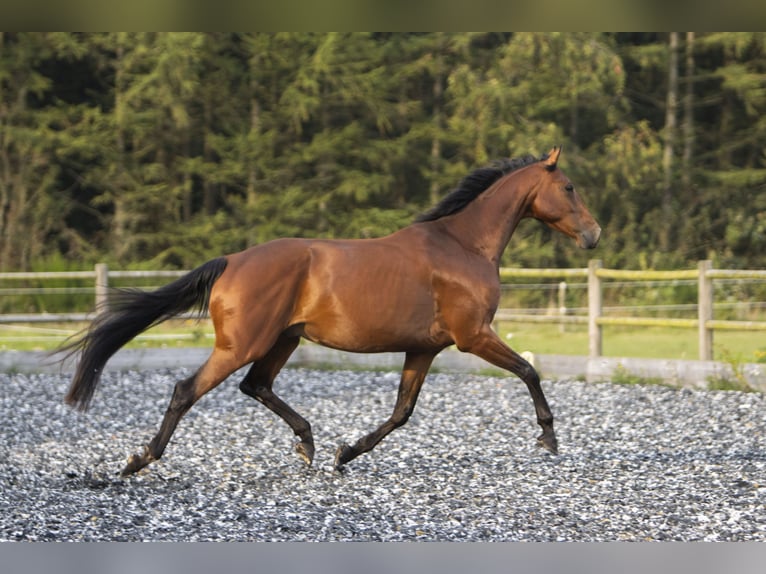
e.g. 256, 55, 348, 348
497, 259, 766, 360
1, 260, 765, 360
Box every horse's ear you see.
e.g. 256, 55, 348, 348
544, 146, 562, 171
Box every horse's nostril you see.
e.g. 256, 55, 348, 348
591, 226, 602, 247
578, 226, 601, 249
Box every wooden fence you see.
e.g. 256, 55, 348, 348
2, 260, 766, 361
496, 260, 766, 361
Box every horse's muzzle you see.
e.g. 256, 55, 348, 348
577, 225, 601, 249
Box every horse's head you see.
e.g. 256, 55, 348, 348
527, 147, 601, 249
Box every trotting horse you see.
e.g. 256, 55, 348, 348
63, 147, 600, 476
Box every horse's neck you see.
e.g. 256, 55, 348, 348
437, 176, 534, 266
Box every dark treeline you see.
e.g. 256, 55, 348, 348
1, 32, 765, 272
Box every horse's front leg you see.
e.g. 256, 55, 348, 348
334, 351, 436, 470
458, 325, 558, 454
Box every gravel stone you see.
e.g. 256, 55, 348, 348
1, 367, 764, 541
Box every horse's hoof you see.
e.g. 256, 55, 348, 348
537, 433, 559, 455
334, 443, 354, 471
120, 454, 144, 477
120, 447, 153, 477
295, 441, 315, 466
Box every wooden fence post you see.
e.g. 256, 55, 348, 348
698, 259, 713, 361
558, 280, 567, 333
588, 259, 603, 358
95, 263, 109, 315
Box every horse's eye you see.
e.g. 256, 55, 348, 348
564, 183, 574, 193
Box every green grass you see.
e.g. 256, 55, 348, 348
494, 322, 765, 363
0, 319, 215, 353
2, 319, 765, 365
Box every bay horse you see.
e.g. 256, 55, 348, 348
63, 147, 600, 477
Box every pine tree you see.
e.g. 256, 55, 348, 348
1, 32, 765, 271
0, 33, 71, 270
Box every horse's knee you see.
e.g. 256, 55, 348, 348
518, 362, 540, 386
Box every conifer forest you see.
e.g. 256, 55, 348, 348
1, 32, 765, 272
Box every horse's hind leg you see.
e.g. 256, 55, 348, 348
121, 350, 241, 477
238, 335, 315, 465
334, 351, 436, 470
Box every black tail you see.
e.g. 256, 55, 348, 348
62, 257, 228, 411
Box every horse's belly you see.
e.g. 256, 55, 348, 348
290, 238, 453, 352
301, 325, 449, 353
298, 300, 449, 353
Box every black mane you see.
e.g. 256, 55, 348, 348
415, 153, 545, 223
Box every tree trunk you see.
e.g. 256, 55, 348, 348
682, 32, 695, 189
112, 39, 130, 260
661, 32, 679, 251
430, 55, 443, 206
246, 91, 261, 210
245, 46, 263, 246
202, 100, 215, 216
0, 33, 30, 269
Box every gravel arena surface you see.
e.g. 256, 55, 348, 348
1, 366, 765, 542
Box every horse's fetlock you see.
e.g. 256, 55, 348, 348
295, 420, 312, 438
538, 415, 554, 427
